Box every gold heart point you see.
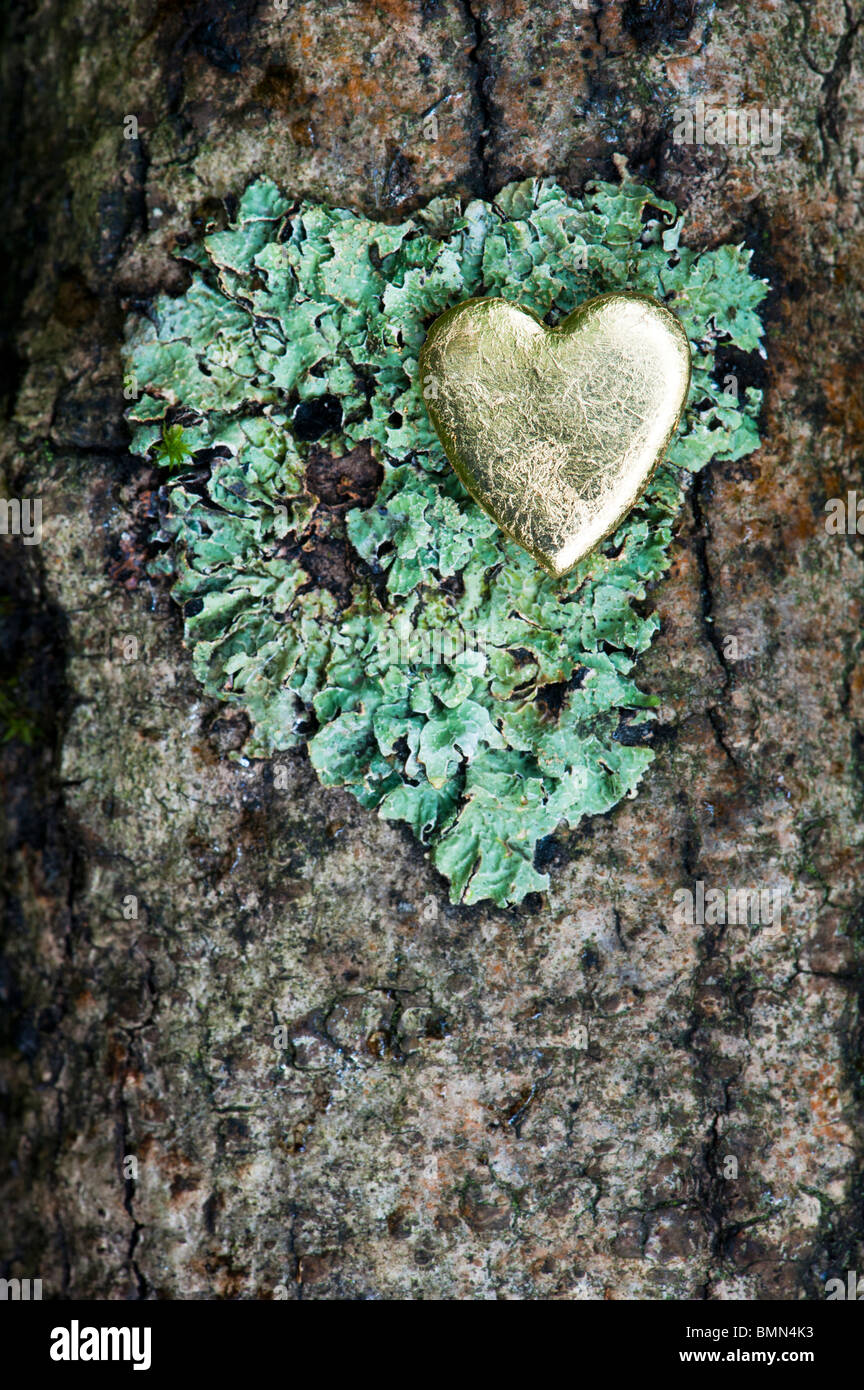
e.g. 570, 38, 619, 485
419, 292, 692, 578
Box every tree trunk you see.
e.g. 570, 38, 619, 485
1, 0, 862, 1299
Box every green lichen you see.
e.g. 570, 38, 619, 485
123, 176, 767, 906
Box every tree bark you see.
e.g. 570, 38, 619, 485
1, 0, 863, 1299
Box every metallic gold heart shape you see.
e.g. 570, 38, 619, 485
419, 292, 692, 578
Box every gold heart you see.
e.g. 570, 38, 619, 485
419, 292, 691, 578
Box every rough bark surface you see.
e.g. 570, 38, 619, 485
1, 0, 863, 1299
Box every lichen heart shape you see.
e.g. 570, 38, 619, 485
123, 177, 768, 907
420, 292, 692, 577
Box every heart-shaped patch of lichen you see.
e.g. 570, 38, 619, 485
123, 176, 767, 907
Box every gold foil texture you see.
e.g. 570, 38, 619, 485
419, 292, 692, 577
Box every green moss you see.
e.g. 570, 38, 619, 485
123, 176, 767, 906
153, 423, 194, 473
0, 597, 41, 745
0, 681, 39, 745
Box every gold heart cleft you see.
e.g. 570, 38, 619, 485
418, 291, 692, 578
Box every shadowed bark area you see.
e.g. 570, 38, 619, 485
1, 0, 863, 1299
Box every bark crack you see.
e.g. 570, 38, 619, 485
460, 0, 493, 198
690, 471, 739, 771
815, 0, 864, 170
